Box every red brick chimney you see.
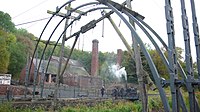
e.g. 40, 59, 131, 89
117, 49, 123, 67
91, 39, 99, 76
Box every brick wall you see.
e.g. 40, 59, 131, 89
62, 74, 103, 89
0, 85, 31, 96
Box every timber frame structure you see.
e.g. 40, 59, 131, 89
26, 0, 200, 112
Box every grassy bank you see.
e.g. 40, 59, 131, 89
0, 99, 159, 112
0, 91, 199, 112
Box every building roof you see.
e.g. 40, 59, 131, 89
32, 56, 89, 76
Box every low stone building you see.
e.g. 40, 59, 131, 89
19, 56, 103, 89
19, 39, 104, 96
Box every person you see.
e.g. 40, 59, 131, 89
119, 87, 124, 98
6, 86, 12, 101
101, 86, 105, 97
111, 87, 118, 99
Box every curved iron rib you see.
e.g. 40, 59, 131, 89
102, 2, 171, 111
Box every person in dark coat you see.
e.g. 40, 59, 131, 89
120, 87, 124, 98
112, 87, 118, 99
101, 86, 105, 97
6, 86, 12, 101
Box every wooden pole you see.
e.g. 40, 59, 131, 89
125, 0, 148, 111
52, 4, 71, 110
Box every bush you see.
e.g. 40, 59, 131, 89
61, 100, 140, 112
0, 102, 45, 112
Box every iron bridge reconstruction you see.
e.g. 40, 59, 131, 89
26, 0, 200, 112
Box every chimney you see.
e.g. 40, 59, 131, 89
91, 39, 99, 76
117, 49, 123, 67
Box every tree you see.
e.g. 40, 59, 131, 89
0, 11, 15, 32
8, 42, 27, 78
145, 46, 185, 80
121, 51, 137, 83
15, 29, 35, 55
148, 49, 169, 79
0, 37, 10, 73
0, 28, 18, 73
99, 62, 118, 83
99, 52, 118, 83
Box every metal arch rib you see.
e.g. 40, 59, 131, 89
125, 10, 188, 112
123, 10, 170, 73
28, 0, 75, 83
104, 2, 170, 111
44, 6, 109, 80
135, 17, 189, 80
37, 2, 104, 77
32, 1, 102, 96
137, 13, 199, 112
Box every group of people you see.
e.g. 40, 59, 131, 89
111, 86, 138, 99
111, 87, 125, 99
99, 86, 138, 99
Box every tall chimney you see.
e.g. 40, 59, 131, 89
117, 49, 123, 67
91, 39, 99, 76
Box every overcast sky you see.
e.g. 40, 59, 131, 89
0, 0, 200, 60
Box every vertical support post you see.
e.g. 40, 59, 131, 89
24, 57, 29, 98
40, 56, 45, 98
190, 0, 200, 79
190, 0, 200, 111
53, 3, 71, 108
165, 0, 180, 111
74, 75, 76, 98
180, 0, 195, 111
126, 0, 148, 112
33, 50, 38, 98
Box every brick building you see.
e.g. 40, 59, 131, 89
19, 39, 103, 89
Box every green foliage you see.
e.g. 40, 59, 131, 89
148, 49, 169, 79
98, 52, 121, 83
0, 102, 13, 112
15, 29, 35, 55
0, 39, 10, 73
121, 51, 137, 83
0, 29, 12, 73
7, 42, 27, 78
175, 47, 184, 61
99, 62, 116, 83
148, 97, 163, 111
0, 27, 32, 77
0, 102, 45, 112
0, 11, 15, 32
61, 100, 139, 112
196, 93, 200, 106
132, 101, 142, 112
192, 62, 199, 79
70, 49, 92, 74
15, 28, 35, 40
0, 18, 35, 77
0, 28, 16, 45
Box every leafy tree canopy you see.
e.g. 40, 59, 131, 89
0, 11, 15, 32
8, 42, 27, 78
0, 29, 12, 73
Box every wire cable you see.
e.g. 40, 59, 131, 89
15, 17, 51, 26
13, 0, 50, 19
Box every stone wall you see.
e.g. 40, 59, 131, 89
62, 74, 103, 89
0, 85, 31, 96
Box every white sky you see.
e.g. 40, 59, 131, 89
0, 0, 200, 61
